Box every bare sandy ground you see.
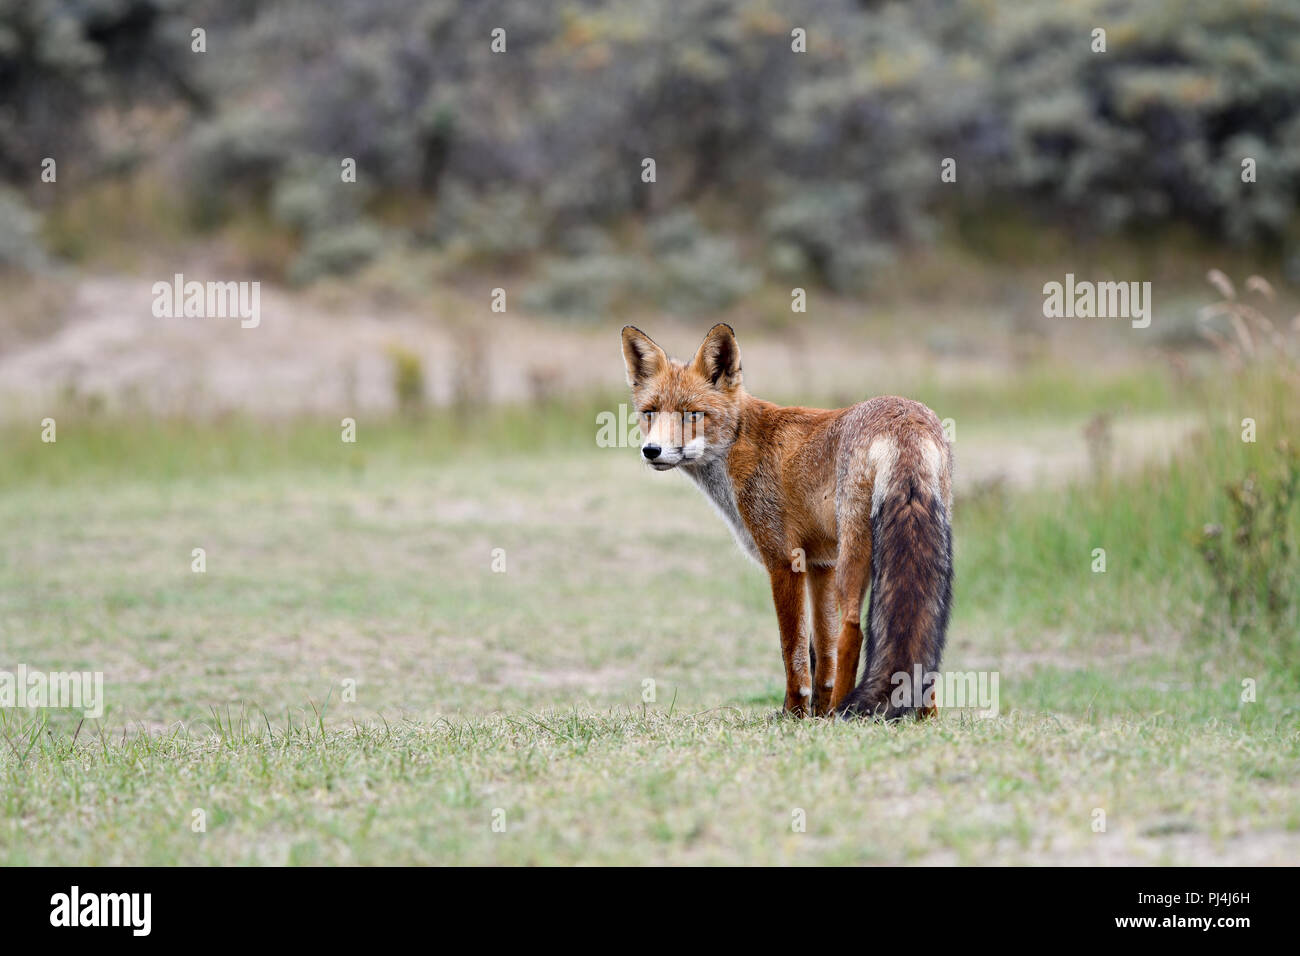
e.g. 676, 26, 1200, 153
0, 273, 1199, 491
1, 275, 974, 412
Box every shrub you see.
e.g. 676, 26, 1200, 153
522, 254, 647, 319
288, 223, 385, 284
1196, 440, 1299, 637
386, 344, 426, 416
0, 188, 48, 272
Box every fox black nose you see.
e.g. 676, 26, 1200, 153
642, 444, 662, 460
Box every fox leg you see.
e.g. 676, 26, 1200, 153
768, 568, 812, 716
830, 528, 871, 709
807, 566, 839, 716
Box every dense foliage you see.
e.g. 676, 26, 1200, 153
3, 0, 1299, 292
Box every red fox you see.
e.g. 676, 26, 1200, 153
621, 323, 953, 719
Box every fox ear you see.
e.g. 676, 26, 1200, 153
691, 323, 742, 390
621, 325, 668, 389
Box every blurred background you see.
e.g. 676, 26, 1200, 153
2, 0, 1299, 414
0, 0, 1298, 864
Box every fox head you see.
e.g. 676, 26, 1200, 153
620, 323, 744, 470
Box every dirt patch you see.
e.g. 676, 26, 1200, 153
1, 272, 1200, 494
0, 273, 1024, 420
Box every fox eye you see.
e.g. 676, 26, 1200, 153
686, 411, 704, 422
641, 410, 654, 420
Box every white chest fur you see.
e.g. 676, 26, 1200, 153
683, 459, 763, 565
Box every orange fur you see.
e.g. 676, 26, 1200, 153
622, 324, 954, 719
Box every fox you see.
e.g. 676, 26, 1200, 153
620, 323, 953, 719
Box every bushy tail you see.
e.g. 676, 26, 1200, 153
839, 473, 953, 721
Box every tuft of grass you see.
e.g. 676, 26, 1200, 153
386, 345, 427, 417
1194, 439, 1300, 660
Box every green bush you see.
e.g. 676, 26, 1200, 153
431, 185, 545, 259
4, 0, 1300, 282
0, 188, 48, 272
1196, 440, 1300, 639
522, 254, 647, 318
525, 210, 756, 317
288, 223, 385, 284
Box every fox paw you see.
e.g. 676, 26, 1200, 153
767, 706, 809, 721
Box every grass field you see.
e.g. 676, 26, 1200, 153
1, 363, 1297, 865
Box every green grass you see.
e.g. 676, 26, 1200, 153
2, 710, 1294, 865
1, 369, 1297, 864
0, 364, 1183, 489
